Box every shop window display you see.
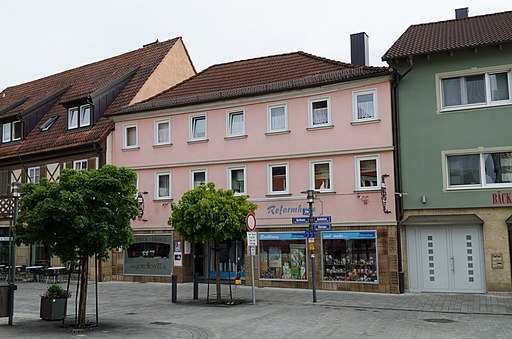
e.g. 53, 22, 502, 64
259, 233, 307, 280
322, 231, 378, 283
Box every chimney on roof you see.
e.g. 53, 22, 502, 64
455, 7, 469, 19
350, 32, 369, 66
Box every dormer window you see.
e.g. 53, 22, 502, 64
68, 104, 92, 130
2, 120, 22, 143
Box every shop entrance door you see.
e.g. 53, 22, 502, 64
407, 225, 485, 293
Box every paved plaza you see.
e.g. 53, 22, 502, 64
1, 281, 512, 338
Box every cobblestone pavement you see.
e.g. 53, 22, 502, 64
1, 281, 512, 338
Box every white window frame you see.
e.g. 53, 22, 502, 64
123, 123, 138, 149
308, 96, 331, 128
154, 118, 171, 146
267, 103, 288, 133
2, 123, 11, 143
155, 171, 171, 200
68, 107, 79, 129
443, 148, 512, 190
268, 162, 289, 194
28, 167, 40, 184
190, 168, 208, 189
310, 160, 333, 192
79, 105, 91, 127
226, 109, 245, 137
227, 166, 247, 195
352, 89, 378, 122
73, 159, 88, 171
355, 155, 381, 191
189, 113, 207, 141
437, 67, 512, 112
12, 121, 22, 141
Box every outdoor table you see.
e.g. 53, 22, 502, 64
46, 267, 66, 283
26, 266, 43, 282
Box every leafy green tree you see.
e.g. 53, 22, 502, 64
14, 165, 138, 328
169, 182, 257, 303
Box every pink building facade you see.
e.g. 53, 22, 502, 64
110, 52, 400, 293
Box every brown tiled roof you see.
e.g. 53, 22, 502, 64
0, 38, 180, 160
117, 52, 391, 114
382, 10, 512, 61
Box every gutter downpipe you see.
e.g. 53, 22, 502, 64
391, 56, 413, 293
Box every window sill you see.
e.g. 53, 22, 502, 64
122, 146, 140, 152
266, 193, 292, 197
224, 134, 247, 140
439, 101, 512, 113
153, 143, 173, 148
265, 130, 291, 136
306, 124, 334, 131
153, 198, 173, 203
353, 188, 381, 193
187, 138, 209, 144
314, 191, 336, 195
351, 119, 380, 126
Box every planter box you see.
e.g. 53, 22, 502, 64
40, 297, 67, 320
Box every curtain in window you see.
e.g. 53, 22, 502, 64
485, 152, 512, 184
312, 101, 328, 125
2, 123, 11, 142
357, 94, 374, 119
80, 106, 91, 126
193, 117, 206, 138
359, 160, 377, 187
230, 113, 244, 135
447, 154, 480, 186
193, 172, 205, 188
314, 163, 330, 190
490, 73, 510, 101
442, 78, 462, 107
231, 169, 244, 192
270, 106, 286, 130
158, 123, 169, 143
68, 109, 78, 128
465, 75, 485, 104
127, 127, 137, 146
159, 175, 170, 197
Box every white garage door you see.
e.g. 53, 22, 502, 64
407, 225, 485, 293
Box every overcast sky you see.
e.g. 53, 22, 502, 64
0, 1, 510, 91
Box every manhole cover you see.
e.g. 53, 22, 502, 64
423, 318, 455, 323
150, 321, 173, 326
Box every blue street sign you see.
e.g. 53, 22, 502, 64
314, 224, 331, 231
305, 230, 318, 238
313, 216, 331, 223
302, 208, 311, 215
292, 217, 309, 224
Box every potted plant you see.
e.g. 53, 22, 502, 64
40, 284, 70, 321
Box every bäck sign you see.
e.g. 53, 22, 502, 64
492, 192, 512, 205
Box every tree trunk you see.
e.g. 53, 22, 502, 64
78, 256, 89, 329
215, 240, 221, 303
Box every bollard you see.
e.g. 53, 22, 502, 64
193, 273, 198, 300
171, 274, 177, 303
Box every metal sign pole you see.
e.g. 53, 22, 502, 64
251, 251, 256, 305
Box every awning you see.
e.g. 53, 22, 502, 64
403, 214, 483, 226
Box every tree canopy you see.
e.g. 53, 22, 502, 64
14, 165, 139, 262
169, 182, 257, 244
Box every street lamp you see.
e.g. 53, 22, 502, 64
8, 182, 21, 326
301, 189, 318, 303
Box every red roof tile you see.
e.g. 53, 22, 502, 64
117, 51, 391, 114
0, 38, 181, 160
382, 10, 512, 61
